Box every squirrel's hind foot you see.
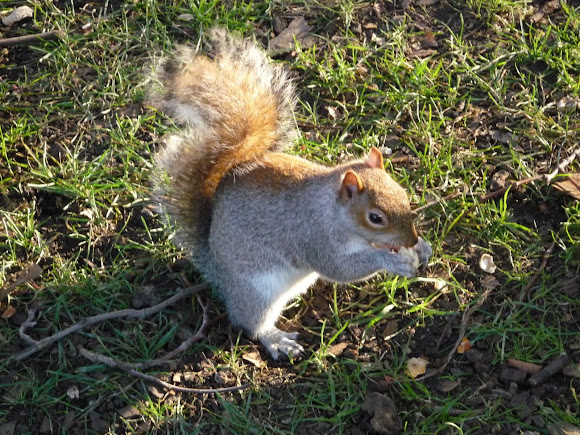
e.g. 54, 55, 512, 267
258, 328, 304, 360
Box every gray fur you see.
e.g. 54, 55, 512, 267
150, 29, 432, 359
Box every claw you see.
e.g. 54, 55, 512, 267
414, 237, 433, 268
258, 328, 304, 360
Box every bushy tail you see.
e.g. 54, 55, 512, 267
149, 28, 297, 260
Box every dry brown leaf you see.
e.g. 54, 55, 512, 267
456, 337, 472, 354
553, 174, 580, 200
390, 151, 413, 164
562, 362, 580, 378
327, 342, 348, 357
326, 106, 339, 120
480, 274, 500, 290
382, 320, 399, 338
242, 350, 266, 368
1, 305, 16, 320
406, 357, 428, 378
268, 17, 316, 53
0, 263, 42, 301
437, 378, 462, 392
408, 49, 437, 59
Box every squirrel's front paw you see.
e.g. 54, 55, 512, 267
414, 237, 432, 268
258, 328, 304, 360
396, 246, 420, 277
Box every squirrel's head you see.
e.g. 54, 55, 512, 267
339, 147, 419, 251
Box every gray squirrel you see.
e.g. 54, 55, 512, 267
149, 28, 432, 359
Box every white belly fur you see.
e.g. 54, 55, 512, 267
251, 268, 319, 334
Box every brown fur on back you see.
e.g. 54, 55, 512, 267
149, 29, 297, 259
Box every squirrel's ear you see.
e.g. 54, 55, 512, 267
341, 171, 364, 199
366, 147, 384, 169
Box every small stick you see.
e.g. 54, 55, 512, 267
79, 347, 250, 395
507, 358, 542, 375
18, 308, 38, 345
139, 294, 210, 369
519, 241, 556, 302
10, 283, 209, 362
0, 30, 64, 48
544, 147, 580, 184
528, 353, 571, 387
0, 263, 42, 301
416, 146, 580, 213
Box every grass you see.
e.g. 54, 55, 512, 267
1, 0, 579, 433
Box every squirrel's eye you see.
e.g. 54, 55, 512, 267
369, 212, 383, 224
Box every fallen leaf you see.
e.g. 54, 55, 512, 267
2, 6, 33, 26
117, 405, 140, 419
327, 342, 348, 357
480, 274, 500, 290
456, 337, 472, 354
389, 151, 413, 164
490, 169, 511, 191
479, 253, 497, 273
406, 357, 428, 378
562, 362, 580, 378
542, 0, 561, 13
421, 31, 438, 49
490, 129, 519, 145
361, 392, 402, 434
553, 174, 580, 200
383, 375, 395, 384
242, 350, 266, 368
0, 263, 42, 301
530, 11, 544, 23
382, 320, 399, 338
1, 306, 16, 320
268, 17, 317, 54
408, 49, 437, 59
326, 106, 339, 120
437, 378, 462, 392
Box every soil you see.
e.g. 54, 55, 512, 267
1, 0, 579, 434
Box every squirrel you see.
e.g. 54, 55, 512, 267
149, 28, 432, 360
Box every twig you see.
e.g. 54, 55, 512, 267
139, 294, 210, 369
417, 146, 580, 213
18, 308, 38, 345
506, 358, 542, 375
519, 241, 556, 302
475, 147, 580, 203
0, 30, 64, 48
416, 288, 493, 381
10, 283, 209, 362
79, 347, 250, 395
545, 147, 580, 184
0, 263, 42, 301
528, 353, 571, 387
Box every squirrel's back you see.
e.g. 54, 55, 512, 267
149, 29, 297, 265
